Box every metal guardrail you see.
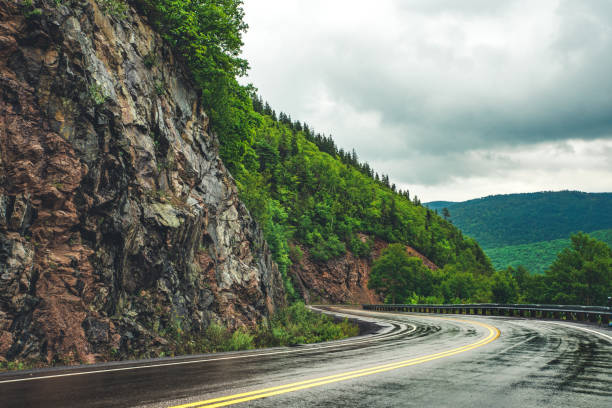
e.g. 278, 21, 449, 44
362, 303, 612, 325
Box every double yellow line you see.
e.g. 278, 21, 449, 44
169, 317, 500, 408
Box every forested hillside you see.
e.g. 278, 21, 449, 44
426, 191, 612, 249
132, 1, 612, 308
134, 0, 494, 301
425, 191, 612, 275
487, 229, 612, 274
238, 101, 497, 299
507, 233, 612, 306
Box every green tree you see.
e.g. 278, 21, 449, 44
136, 0, 258, 176
368, 244, 432, 303
490, 269, 519, 303
136, 0, 496, 302
442, 207, 450, 220
544, 232, 612, 305
439, 269, 476, 303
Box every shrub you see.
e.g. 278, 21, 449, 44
98, 0, 128, 17
88, 84, 106, 106
255, 302, 358, 346
228, 329, 254, 351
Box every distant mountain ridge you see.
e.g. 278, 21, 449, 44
425, 191, 612, 272
424, 201, 457, 211
425, 191, 612, 249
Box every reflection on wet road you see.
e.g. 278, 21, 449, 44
1, 307, 611, 407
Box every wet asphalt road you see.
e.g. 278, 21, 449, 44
1, 307, 611, 408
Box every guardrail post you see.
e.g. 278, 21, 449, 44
362, 303, 611, 327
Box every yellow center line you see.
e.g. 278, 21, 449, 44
168, 316, 500, 408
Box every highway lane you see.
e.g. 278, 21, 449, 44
1, 307, 611, 407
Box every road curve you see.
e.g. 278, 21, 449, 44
1, 307, 611, 407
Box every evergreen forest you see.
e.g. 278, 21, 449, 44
133, 1, 610, 307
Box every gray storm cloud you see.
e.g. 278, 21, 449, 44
241, 0, 612, 200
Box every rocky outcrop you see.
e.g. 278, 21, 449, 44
0, 0, 285, 365
291, 235, 437, 304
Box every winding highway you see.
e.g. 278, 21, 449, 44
1, 307, 611, 407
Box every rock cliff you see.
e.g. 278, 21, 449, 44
291, 235, 437, 304
0, 0, 285, 365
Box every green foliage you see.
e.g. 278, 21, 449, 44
255, 302, 359, 346
486, 228, 612, 274
490, 269, 519, 303
98, 0, 129, 17
426, 191, 612, 249
501, 233, 612, 306
429, 192, 612, 275
154, 80, 165, 96
542, 232, 612, 306
288, 245, 303, 263
153, 303, 358, 357
137, 0, 494, 300
88, 84, 106, 106
202, 323, 229, 352
143, 52, 157, 69
135, 0, 254, 176
21, 0, 43, 18
227, 329, 254, 351
348, 236, 373, 258
0, 360, 31, 372
369, 244, 433, 303
233, 112, 492, 286
507, 265, 546, 303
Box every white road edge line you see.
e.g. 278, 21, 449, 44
0, 311, 416, 385
544, 321, 612, 343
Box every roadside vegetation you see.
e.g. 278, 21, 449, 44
168, 302, 358, 357
0, 303, 357, 372
370, 233, 612, 306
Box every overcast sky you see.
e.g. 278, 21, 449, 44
241, 0, 612, 202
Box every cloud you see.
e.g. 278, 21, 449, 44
394, 139, 612, 201
241, 0, 612, 200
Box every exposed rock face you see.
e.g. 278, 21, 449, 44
291, 236, 437, 304
0, 0, 285, 365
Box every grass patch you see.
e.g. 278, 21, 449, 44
259, 302, 359, 346
170, 302, 358, 356
0, 360, 36, 372
1, 304, 359, 371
